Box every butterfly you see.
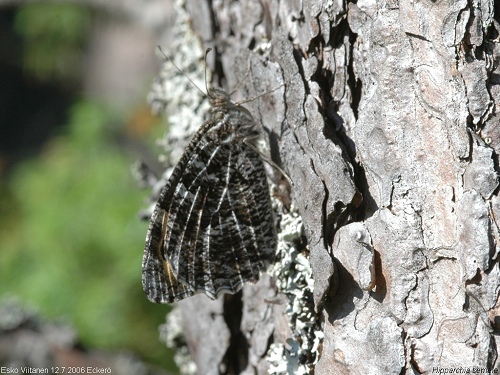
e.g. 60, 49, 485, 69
142, 87, 277, 303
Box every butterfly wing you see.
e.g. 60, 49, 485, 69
142, 118, 276, 303
142, 120, 218, 303
171, 141, 277, 298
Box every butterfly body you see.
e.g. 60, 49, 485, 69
142, 88, 277, 303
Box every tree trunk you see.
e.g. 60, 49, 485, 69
149, 0, 500, 373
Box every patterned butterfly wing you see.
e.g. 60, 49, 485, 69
142, 120, 217, 303
170, 138, 276, 298
142, 109, 276, 303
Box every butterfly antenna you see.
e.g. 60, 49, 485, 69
204, 48, 212, 96
157, 46, 207, 98
230, 60, 251, 96
236, 82, 285, 106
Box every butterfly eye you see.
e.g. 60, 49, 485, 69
209, 88, 230, 107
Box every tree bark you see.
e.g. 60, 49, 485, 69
150, 0, 500, 373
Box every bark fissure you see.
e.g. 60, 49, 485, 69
222, 293, 248, 374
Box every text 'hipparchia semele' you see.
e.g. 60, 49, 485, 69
142, 86, 277, 303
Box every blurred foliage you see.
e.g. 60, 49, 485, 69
1, 3, 178, 373
14, 3, 90, 84
0, 100, 176, 371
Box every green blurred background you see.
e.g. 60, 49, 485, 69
0, 2, 177, 373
